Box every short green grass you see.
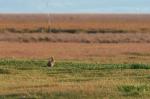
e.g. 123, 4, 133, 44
118, 84, 150, 96
0, 59, 150, 99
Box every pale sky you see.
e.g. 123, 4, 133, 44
0, 0, 150, 13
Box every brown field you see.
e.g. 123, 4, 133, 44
0, 14, 150, 43
0, 14, 150, 32
1, 14, 150, 98
0, 14, 150, 63
0, 42, 150, 64
1, 32, 150, 43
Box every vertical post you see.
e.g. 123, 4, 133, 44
46, 0, 51, 33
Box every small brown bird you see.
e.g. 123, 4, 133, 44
47, 56, 55, 68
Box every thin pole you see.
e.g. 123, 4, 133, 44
46, 0, 51, 33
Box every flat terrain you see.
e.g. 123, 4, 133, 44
0, 14, 150, 43
1, 32, 150, 43
1, 14, 150, 98
0, 42, 150, 64
0, 59, 150, 99
0, 14, 150, 32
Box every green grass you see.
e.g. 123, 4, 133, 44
118, 85, 150, 96
0, 59, 150, 99
0, 91, 95, 99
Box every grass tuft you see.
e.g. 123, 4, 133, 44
0, 68, 10, 74
130, 64, 150, 69
118, 85, 149, 96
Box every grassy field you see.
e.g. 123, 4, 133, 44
0, 59, 150, 99
0, 14, 150, 99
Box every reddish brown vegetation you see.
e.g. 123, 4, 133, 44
0, 14, 150, 33
0, 14, 150, 62
0, 14, 150, 43
0, 42, 150, 63
0, 32, 150, 43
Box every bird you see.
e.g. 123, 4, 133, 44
47, 56, 55, 68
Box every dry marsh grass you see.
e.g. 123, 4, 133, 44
0, 42, 150, 64
0, 14, 150, 33
1, 32, 150, 43
0, 14, 150, 43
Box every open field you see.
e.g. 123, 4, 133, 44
1, 14, 150, 98
0, 59, 150, 99
0, 14, 150, 33
0, 42, 150, 64
0, 14, 150, 43
1, 32, 150, 43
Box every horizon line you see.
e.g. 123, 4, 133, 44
0, 12, 150, 15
